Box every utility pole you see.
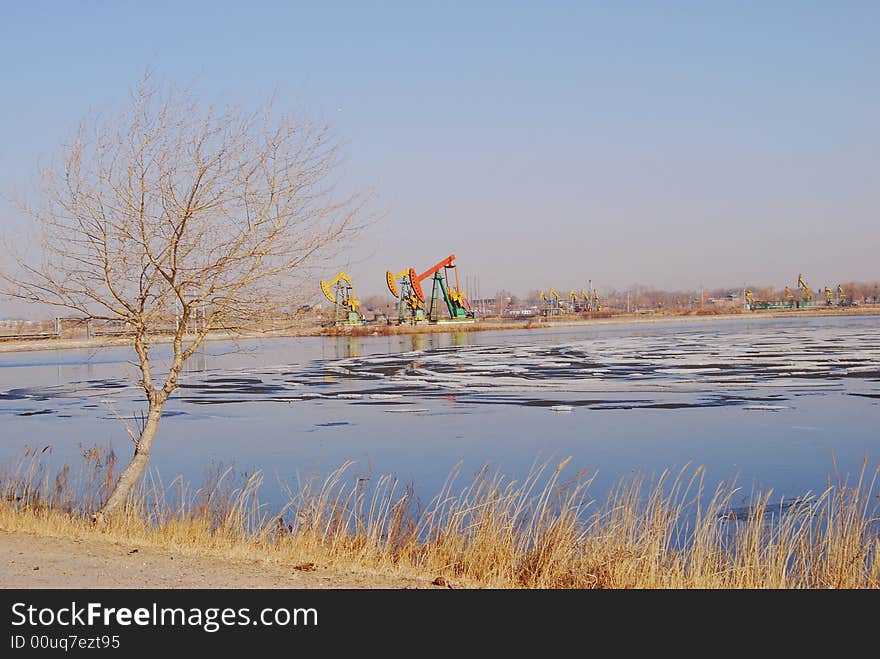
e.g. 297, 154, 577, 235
477, 276, 481, 314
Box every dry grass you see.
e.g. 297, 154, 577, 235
1, 448, 878, 588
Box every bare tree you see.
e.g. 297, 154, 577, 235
2, 75, 364, 518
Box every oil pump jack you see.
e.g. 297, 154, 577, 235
320, 272, 361, 326
539, 288, 564, 316
797, 273, 813, 306
549, 287, 564, 314
386, 268, 425, 324
409, 254, 474, 323
579, 287, 602, 313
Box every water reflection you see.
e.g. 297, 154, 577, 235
410, 334, 425, 352
182, 353, 211, 374
0, 315, 878, 513
332, 336, 360, 359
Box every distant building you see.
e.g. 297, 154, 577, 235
502, 308, 534, 317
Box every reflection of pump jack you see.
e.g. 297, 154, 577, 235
410, 334, 425, 352
335, 336, 360, 359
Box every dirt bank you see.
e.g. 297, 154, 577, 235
0, 530, 437, 589
333, 305, 880, 337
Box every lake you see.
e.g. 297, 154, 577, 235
1, 314, 878, 511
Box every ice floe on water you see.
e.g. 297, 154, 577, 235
313, 319, 880, 412
1, 317, 878, 417
742, 405, 793, 411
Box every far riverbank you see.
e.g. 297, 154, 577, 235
0, 304, 877, 355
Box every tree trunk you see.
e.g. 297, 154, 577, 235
97, 399, 165, 519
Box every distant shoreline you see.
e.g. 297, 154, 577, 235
0, 305, 877, 355
331, 304, 880, 337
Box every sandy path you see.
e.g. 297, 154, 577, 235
0, 530, 436, 589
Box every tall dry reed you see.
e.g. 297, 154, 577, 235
1, 448, 877, 588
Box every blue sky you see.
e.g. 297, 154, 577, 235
1, 1, 878, 307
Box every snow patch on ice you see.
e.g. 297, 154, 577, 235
743, 405, 792, 411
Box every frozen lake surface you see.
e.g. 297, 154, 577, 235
1, 314, 878, 509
